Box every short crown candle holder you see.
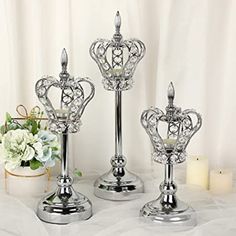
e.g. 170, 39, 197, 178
140, 82, 202, 225
35, 49, 95, 224
90, 11, 145, 200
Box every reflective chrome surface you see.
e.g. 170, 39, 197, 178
140, 164, 196, 225
141, 201, 196, 226
37, 175, 92, 224
94, 155, 144, 200
140, 83, 202, 226
90, 12, 145, 200
35, 49, 94, 224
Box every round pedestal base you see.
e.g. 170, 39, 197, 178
37, 185, 92, 224
94, 168, 144, 201
140, 198, 197, 226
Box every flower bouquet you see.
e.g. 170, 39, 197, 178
0, 105, 60, 196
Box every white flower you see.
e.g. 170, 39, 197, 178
1, 129, 35, 170
22, 145, 35, 161
1, 128, 60, 170
37, 130, 57, 143
33, 141, 43, 160
37, 130, 60, 163
35, 145, 52, 162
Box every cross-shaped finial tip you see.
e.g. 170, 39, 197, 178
115, 11, 121, 33
61, 48, 68, 71
168, 82, 175, 101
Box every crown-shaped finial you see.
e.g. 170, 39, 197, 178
61, 48, 68, 72
59, 49, 70, 83
141, 84, 202, 164
168, 82, 175, 106
35, 49, 95, 134
115, 11, 121, 34
113, 11, 122, 42
90, 11, 145, 91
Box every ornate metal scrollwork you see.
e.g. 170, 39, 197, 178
89, 11, 145, 91
35, 49, 95, 133
140, 82, 202, 225
141, 83, 202, 164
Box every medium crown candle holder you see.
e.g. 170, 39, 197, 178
89, 11, 145, 200
140, 82, 202, 226
35, 49, 95, 224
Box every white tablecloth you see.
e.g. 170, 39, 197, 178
1, 171, 236, 236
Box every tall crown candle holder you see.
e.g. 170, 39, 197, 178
35, 49, 95, 224
89, 11, 145, 200
140, 82, 202, 226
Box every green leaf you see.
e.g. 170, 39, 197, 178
31, 120, 38, 134
74, 169, 82, 177
51, 146, 59, 151
30, 159, 43, 170
54, 154, 60, 160
37, 121, 41, 129
22, 119, 31, 130
5, 113, 12, 123
0, 125, 6, 135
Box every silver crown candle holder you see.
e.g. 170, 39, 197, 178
140, 82, 202, 226
35, 49, 95, 224
89, 11, 145, 200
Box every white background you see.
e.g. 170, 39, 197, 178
1, 0, 236, 175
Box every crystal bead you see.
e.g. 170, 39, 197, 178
98, 47, 105, 55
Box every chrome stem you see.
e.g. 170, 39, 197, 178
115, 91, 122, 157
164, 163, 173, 186
61, 133, 69, 178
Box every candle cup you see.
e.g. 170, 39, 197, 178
163, 138, 176, 151
186, 155, 209, 190
55, 109, 69, 120
210, 169, 233, 195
